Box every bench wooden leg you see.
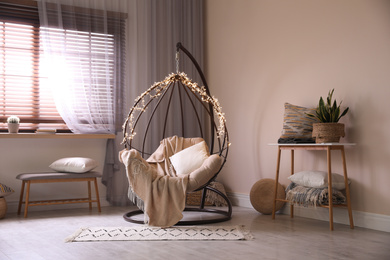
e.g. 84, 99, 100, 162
17, 181, 25, 215
94, 178, 101, 212
24, 181, 31, 218
88, 181, 92, 210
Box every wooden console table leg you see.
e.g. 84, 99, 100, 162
272, 147, 282, 219
341, 147, 354, 229
290, 150, 294, 218
327, 147, 334, 231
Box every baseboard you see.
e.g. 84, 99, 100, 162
227, 192, 390, 233
4, 196, 111, 215
5, 192, 390, 233
227, 191, 253, 208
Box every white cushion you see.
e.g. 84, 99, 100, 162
49, 157, 98, 173
288, 170, 350, 190
169, 141, 209, 176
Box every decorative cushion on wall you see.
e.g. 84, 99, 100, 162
170, 141, 209, 176
288, 170, 350, 190
49, 157, 98, 173
0, 183, 14, 197
278, 103, 319, 143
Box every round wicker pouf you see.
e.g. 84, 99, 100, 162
250, 178, 285, 215
0, 197, 7, 219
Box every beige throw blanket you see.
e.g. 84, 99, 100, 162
119, 136, 207, 228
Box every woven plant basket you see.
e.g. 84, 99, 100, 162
312, 123, 345, 143
0, 197, 7, 219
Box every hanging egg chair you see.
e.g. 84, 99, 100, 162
120, 42, 230, 227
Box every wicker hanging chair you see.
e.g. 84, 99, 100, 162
120, 43, 231, 226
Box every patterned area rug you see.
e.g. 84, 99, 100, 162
65, 225, 252, 242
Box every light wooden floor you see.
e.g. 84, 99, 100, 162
1, 206, 389, 260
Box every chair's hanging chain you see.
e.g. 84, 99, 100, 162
176, 50, 180, 73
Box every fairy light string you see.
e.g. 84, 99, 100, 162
122, 72, 227, 147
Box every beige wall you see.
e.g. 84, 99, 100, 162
205, 0, 390, 216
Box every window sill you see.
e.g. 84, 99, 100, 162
0, 133, 116, 139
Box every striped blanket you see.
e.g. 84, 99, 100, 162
285, 182, 346, 207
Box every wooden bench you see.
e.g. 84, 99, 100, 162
16, 171, 102, 218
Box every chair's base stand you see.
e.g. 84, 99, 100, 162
123, 186, 233, 226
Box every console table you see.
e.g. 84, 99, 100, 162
270, 143, 355, 230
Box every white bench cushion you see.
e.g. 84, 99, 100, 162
16, 171, 102, 181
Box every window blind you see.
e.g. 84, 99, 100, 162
0, 0, 68, 132
0, 0, 126, 133
40, 27, 116, 126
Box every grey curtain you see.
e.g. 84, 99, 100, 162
103, 0, 204, 206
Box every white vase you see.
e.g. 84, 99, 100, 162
8, 123, 19, 133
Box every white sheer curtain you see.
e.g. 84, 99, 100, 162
37, 0, 127, 134
37, 0, 129, 206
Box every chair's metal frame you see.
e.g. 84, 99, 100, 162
122, 42, 231, 225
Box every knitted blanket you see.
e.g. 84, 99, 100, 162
119, 136, 210, 228
285, 182, 346, 207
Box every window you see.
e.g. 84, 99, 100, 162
39, 27, 117, 130
0, 0, 125, 133
0, 1, 68, 132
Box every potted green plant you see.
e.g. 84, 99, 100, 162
308, 89, 349, 143
7, 116, 20, 133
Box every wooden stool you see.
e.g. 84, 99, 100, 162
16, 171, 102, 218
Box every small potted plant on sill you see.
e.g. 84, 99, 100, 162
7, 116, 20, 134
307, 89, 349, 143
